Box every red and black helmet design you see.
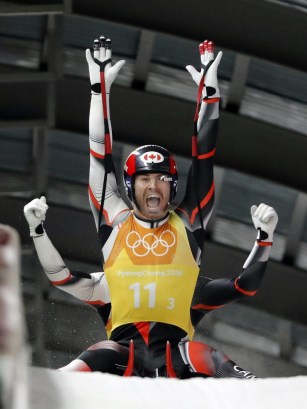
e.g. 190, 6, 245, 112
123, 145, 178, 203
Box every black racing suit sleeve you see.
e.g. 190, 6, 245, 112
175, 96, 219, 263
191, 242, 270, 327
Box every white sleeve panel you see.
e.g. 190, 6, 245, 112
56, 272, 110, 305
243, 242, 271, 269
88, 94, 130, 230
89, 94, 109, 156
33, 231, 70, 284
33, 231, 110, 304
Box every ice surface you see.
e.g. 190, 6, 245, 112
29, 366, 307, 409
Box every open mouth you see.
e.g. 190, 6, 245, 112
146, 194, 161, 208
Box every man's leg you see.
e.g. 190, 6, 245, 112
59, 340, 129, 375
179, 341, 257, 379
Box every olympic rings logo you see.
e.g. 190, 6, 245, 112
126, 230, 176, 257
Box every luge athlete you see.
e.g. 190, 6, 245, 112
24, 38, 278, 378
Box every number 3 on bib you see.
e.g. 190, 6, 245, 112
129, 282, 175, 309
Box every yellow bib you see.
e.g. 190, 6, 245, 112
104, 212, 199, 338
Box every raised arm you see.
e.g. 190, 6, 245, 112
177, 41, 222, 240
86, 37, 130, 245
23, 197, 110, 315
191, 204, 278, 327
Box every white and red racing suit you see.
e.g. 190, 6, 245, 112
29, 44, 273, 378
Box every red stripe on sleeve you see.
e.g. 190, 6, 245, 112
100, 72, 108, 120
198, 148, 216, 160
52, 274, 72, 286
85, 300, 106, 306
104, 133, 112, 155
234, 278, 257, 296
257, 241, 273, 247
90, 148, 105, 159
203, 97, 220, 104
191, 303, 224, 310
190, 182, 215, 224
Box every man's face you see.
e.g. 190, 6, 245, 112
133, 173, 171, 220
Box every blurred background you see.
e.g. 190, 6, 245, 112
1, 0, 307, 377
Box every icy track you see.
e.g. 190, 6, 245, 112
29, 367, 307, 409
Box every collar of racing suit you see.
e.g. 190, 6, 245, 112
133, 211, 170, 229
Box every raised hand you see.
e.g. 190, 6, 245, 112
23, 196, 48, 237
186, 40, 223, 99
251, 203, 278, 243
85, 36, 125, 93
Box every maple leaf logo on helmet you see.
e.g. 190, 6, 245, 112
140, 151, 164, 165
